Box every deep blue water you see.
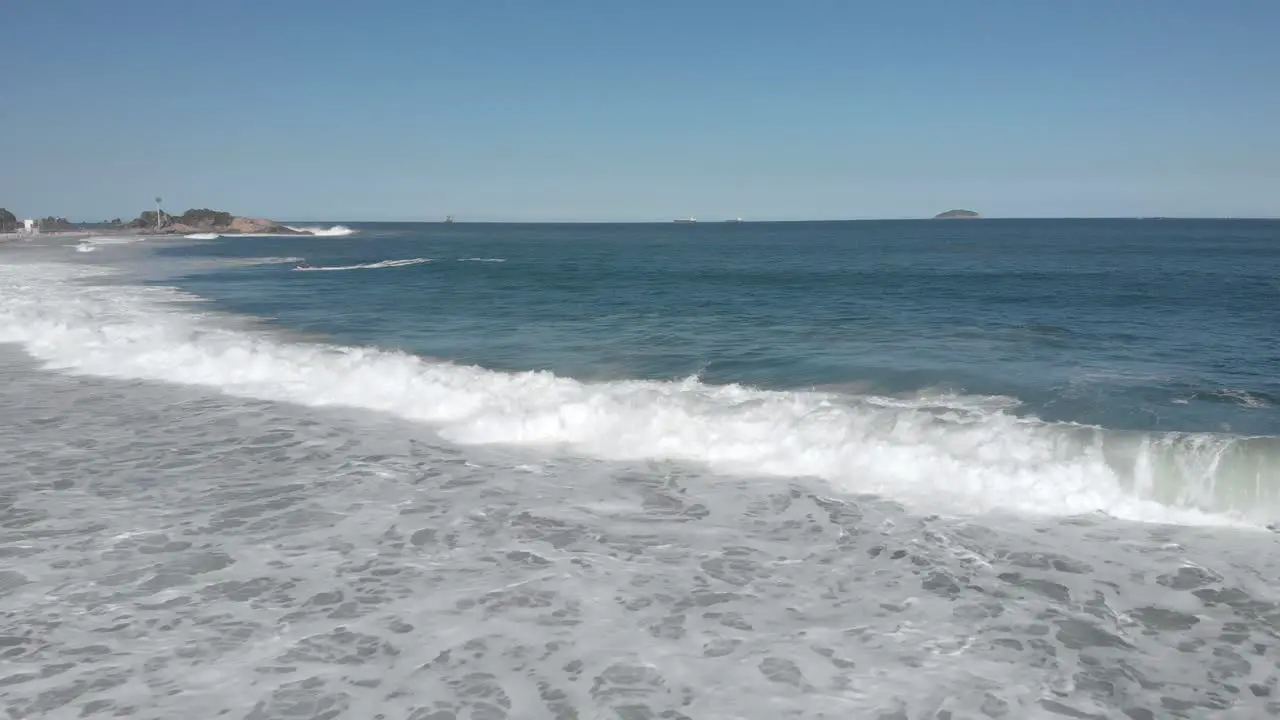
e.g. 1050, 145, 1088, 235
160, 219, 1280, 436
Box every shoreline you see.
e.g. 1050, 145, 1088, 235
0, 236, 1271, 528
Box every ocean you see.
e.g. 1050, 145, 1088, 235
2, 219, 1279, 719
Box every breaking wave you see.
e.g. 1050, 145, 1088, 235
1, 261, 1277, 527
292, 258, 431, 272
199, 256, 306, 268
74, 235, 150, 253
285, 225, 356, 237
185, 226, 355, 240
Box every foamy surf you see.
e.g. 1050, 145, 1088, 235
285, 224, 356, 237
0, 261, 1274, 527
74, 235, 150, 252
186, 226, 355, 240
292, 258, 431, 271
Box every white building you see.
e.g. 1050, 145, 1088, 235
22, 219, 36, 235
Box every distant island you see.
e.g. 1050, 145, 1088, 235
934, 209, 981, 219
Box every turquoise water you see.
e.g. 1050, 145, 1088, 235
3, 220, 1280, 718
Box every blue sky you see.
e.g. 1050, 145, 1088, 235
2, 0, 1277, 221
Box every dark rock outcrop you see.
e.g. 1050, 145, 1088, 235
129, 208, 306, 235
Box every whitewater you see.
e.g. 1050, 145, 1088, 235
184, 225, 356, 240
292, 257, 431, 271
0, 260, 1266, 527
2, 223, 1280, 719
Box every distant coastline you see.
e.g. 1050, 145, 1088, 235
5, 207, 1279, 238
0, 205, 349, 238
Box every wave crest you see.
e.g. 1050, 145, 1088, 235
285, 225, 356, 237
292, 258, 431, 272
0, 262, 1276, 527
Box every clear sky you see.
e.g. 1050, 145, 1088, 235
2, 0, 1278, 221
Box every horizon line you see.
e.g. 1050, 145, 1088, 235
279, 215, 1280, 223
42, 214, 1280, 225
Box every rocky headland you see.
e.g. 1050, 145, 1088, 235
131, 208, 306, 235
1, 206, 332, 240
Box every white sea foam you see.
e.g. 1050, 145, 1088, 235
1215, 388, 1272, 409
6, 344, 1273, 719
0, 260, 1273, 527
285, 224, 357, 237
73, 235, 150, 252
458, 257, 507, 263
292, 258, 431, 271
190, 226, 356, 239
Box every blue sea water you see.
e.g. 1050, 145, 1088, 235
2, 219, 1280, 719
164, 220, 1280, 436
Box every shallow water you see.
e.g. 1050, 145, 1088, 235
3, 349, 1280, 719
2, 223, 1280, 718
